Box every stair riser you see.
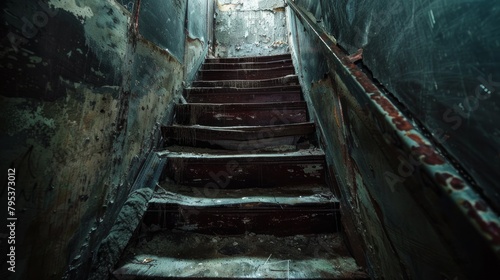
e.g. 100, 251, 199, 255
199, 67, 295, 81
185, 85, 302, 94
174, 104, 308, 126
163, 157, 326, 188
185, 85, 303, 103
162, 122, 315, 150
200, 136, 303, 150
202, 59, 293, 70
144, 206, 340, 235
205, 54, 291, 63
187, 92, 302, 103
192, 75, 299, 88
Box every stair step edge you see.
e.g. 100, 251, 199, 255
157, 148, 325, 159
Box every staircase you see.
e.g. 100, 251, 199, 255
114, 54, 367, 279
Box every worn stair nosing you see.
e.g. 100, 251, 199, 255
200, 65, 295, 73
162, 122, 316, 141
185, 85, 302, 93
204, 53, 292, 63
192, 75, 299, 87
150, 189, 339, 207
175, 101, 306, 108
202, 59, 293, 70
158, 148, 325, 159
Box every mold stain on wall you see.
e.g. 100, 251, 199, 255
0, 0, 185, 279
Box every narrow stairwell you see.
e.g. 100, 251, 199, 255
114, 54, 367, 279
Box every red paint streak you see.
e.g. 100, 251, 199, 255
319, 33, 379, 93
348, 48, 363, 63
408, 134, 446, 165
134, 0, 141, 34
462, 201, 500, 245
435, 173, 465, 190
392, 116, 412, 131
351, 68, 378, 92
370, 92, 399, 117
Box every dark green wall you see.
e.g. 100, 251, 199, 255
288, 1, 500, 279
0, 1, 211, 279
295, 0, 500, 210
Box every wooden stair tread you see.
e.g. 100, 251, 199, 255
152, 183, 338, 206
114, 231, 367, 280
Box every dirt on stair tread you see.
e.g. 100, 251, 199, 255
115, 231, 367, 279
154, 181, 338, 204
159, 144, 314, 154
158, 146, 324, 158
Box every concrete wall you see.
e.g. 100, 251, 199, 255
0, 0, 211, 279
287, 1, 499, 279
214, 0, 289, 57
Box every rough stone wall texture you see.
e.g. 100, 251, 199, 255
0, 0, 206, 279
214, 0, 289, 58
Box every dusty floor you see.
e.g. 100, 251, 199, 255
115, 230, 366, 279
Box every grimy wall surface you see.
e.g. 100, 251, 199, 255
0, 0, 211, 279
296, 0, 500, 209
288, 0, 499, 279
214, 0, 289, 57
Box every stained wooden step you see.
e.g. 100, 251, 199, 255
205, 53, 292, 63
114, 231, 368, 279
143, 183, 339, 235
162, 122, 316, 150
174, 102, 308, 126
185, 85, 302, 103
198, 66, 295, 81
202, 59, 293, 70
192, 75, 299, 88
159, 149, 326, 188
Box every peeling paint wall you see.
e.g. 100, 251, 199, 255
0, 0, 211, 279
214, 0, 288, 57
287, 1, 499, 279
139, 0, 187, 62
